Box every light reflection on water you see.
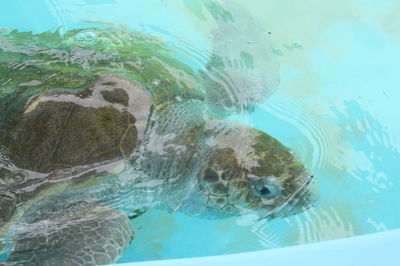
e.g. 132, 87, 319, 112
0, 0, 399, 264
121, 0, 400, 261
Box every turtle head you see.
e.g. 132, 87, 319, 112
179, 124, 315, 220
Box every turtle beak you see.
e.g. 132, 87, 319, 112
281, 173, 316, 216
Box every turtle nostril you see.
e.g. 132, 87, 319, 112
305, 174, 314, 186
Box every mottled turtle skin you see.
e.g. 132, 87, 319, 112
0, 1, 314, 265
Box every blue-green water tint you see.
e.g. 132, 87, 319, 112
1, 0, 400, 264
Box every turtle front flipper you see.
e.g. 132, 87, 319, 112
3, 205, 133, 266
199, 0, 280, 115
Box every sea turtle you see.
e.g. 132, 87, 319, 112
0, 1, 314, 265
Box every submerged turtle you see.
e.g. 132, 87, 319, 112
0, 1, 314, 265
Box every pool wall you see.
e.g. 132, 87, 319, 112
112, 229, 400, 266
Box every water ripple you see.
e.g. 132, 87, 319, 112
260, 99, 343, 171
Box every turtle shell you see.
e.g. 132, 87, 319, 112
5, 74, 152, 173
0, 26, 208, 174
0, 26, 206, 238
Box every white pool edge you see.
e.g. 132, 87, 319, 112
112, 229, 400, 266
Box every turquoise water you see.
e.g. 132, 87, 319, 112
1, 0, 400, 264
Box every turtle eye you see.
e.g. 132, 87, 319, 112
251, 182, 280, 198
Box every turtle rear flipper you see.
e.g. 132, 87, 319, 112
4, 206, 134, 266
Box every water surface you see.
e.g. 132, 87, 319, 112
1, 0, 399, 263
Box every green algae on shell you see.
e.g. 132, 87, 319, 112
0, 26, 205, 103
0, 26, 206, 150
